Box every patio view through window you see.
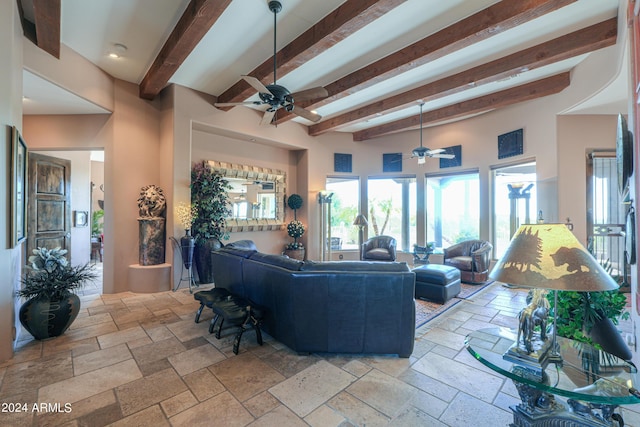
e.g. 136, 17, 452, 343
492, 161, 537, 259
326, 177, 360, 250
425, 171, 479, 249
367, 176, 417, 252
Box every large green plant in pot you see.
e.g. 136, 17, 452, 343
18, 247, 97, 340
190, 161, 231, 284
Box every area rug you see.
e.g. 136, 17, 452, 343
415, 281, 493, 328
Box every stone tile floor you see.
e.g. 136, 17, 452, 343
2, 278, 639, 426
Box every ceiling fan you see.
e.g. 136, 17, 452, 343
409, 103, 455, 164
214, 1, 328, 125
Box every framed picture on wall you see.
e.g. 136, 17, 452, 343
498, 129, 523, 159
74, 211, 89, 227
11, 126, 28, 247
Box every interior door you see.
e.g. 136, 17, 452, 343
27, 153, 71, 256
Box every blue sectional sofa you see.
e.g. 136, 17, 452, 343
210, 241, 416, 357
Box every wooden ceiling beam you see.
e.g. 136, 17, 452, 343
311, 17, 617, 136
139, 0, 232, 100
353, 72, 570, 141
32, 0, 61, 58
215, 0, 406, 107
275, 0, 575, 124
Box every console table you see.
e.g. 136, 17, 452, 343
466, 327, 640, 427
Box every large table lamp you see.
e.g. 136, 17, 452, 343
489, 223, 618, 373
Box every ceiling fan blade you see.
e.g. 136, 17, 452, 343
242, 75, 271, 94
426, 148, 445, 155
290, 105, 322, 122
289, 86, 328, 102
214, 101, 262, 107
431, 154, 455, 159
260, 109, 277, 126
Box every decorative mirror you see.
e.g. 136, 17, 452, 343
207, 160, 286, 232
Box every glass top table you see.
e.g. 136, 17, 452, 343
466, 327, 640, 425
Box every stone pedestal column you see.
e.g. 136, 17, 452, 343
138, 218, 165, 265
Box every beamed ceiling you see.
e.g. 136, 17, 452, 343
19, 0, 625, 141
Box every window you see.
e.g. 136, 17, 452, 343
426, 171, 479, 249
587, 152, 625, 277
367, 176, 416, 251
492, 161, 537, 259
326, 177, 360, 250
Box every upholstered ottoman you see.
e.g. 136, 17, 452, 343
413, 264, 461, 303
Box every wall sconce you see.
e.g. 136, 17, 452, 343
318, 191, 334, 204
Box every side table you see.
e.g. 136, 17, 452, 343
466, 327, 640, 427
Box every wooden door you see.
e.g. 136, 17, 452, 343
27, 153, 71, 256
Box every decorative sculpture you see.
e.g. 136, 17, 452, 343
137, 184, 166, 218
517, 288, 550, 354
137, 185, 166, 265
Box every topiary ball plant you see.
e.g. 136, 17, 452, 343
287, 194, 303, 220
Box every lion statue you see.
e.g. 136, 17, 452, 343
137, 184, 166, 218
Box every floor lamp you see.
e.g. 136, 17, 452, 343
318, 191, 333, 261
353, 214, 368, 249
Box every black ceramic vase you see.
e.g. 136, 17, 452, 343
180, 230, 195, 269
19, 293, 81, 340
194, 238, 222, 284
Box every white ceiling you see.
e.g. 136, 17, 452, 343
22, 0, 628, 134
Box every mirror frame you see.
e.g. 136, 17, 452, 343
207, 160, 286, 232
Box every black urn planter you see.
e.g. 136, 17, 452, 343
180, 230, 196, 269
19, 293, 81, 340
194, 238, 222, 284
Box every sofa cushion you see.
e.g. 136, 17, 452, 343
249, 252, 304, 271
365, 248, 395, 260
218, 246, 256, 258
300, 260, 409, 272
226, 240, 258, 250
445, 256, 473, 271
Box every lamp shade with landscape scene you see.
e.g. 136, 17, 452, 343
489, 224, 622, 370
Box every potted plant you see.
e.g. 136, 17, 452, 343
18, 247, 97, 340
549, 251, 632, 375
284, 194, 305, 260
191, 161, 232, 283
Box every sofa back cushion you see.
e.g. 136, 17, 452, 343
300, 260, 409, 272
249, 252, 304, 271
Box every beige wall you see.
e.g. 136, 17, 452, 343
557, 115, 618, 244
1, 0, 24, 360
23, 80, 164, 294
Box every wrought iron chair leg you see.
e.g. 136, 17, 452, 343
195, 303, 205, 323
209, 314, 219, 334
233, 328, 245, 355
215, 318, 225, 339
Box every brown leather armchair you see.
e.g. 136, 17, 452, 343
360, 235, 397, 261
443, 239, 493, 284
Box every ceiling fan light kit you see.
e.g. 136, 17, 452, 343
214, 0, 328, 125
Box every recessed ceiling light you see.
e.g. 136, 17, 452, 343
108, 43, 128, 59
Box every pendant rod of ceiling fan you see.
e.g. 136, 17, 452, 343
419, 102, 424, 148
269, 1, 282, 85
273, 5, 277, 84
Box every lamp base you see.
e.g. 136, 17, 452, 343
503, 338, 553, 381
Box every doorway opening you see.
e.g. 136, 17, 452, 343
31, 149, 105, 295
